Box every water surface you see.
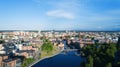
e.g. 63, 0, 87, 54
33, 51, 85, 67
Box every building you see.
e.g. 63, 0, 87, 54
2, 58, 21, 67
0, 54, 9, 67
15, 50, 35, 58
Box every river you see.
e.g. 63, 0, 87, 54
32, 50, 85, 67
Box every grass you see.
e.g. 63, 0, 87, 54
40, 45, 60, 58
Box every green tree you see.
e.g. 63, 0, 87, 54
41, 40, 53, 53
106, 63, 112, 67
21, 58, 34, 67
87, 55, 93, 67
0, 39, 5, 44
21, 39, 24, 43
80, 62, 85, 67
0, 36, 2, 39
94, 57, 101, 67
85, 63, 91, 67
81, 43, 119, 67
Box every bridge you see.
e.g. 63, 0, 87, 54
59, 49, 81, 56
63, 49, 79, 52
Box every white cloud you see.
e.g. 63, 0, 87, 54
46, 10, 75, 19
32, 0, 120, 30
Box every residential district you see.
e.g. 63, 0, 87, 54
0, 30, 119, 67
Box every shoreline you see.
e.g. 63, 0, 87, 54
28, 49, 63, 67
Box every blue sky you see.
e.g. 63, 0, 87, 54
0, 0, 120, 30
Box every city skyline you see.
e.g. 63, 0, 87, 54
0, 0, 120, 31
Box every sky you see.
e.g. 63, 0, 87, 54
0, 0, 120, 31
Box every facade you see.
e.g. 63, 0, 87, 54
15, 50, 35, 58
2, 58, 21, 67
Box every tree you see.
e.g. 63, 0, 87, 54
80, 62, 85, 67
106, 63, 112, 67
41, 40, 53, 53
85, 63, 91, 67
117, 37, 120, 49
21, 58, 34, 67
94, 57, 101, 67
81, 43, 119, 67
0, 36, 2, 39
21, 39, 24, 43
0, 39, 5, 44
87, 55, 93, 67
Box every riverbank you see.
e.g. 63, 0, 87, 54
28, 45, 63, 67
40, 46, 61, 58
33, 50, 86, 67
